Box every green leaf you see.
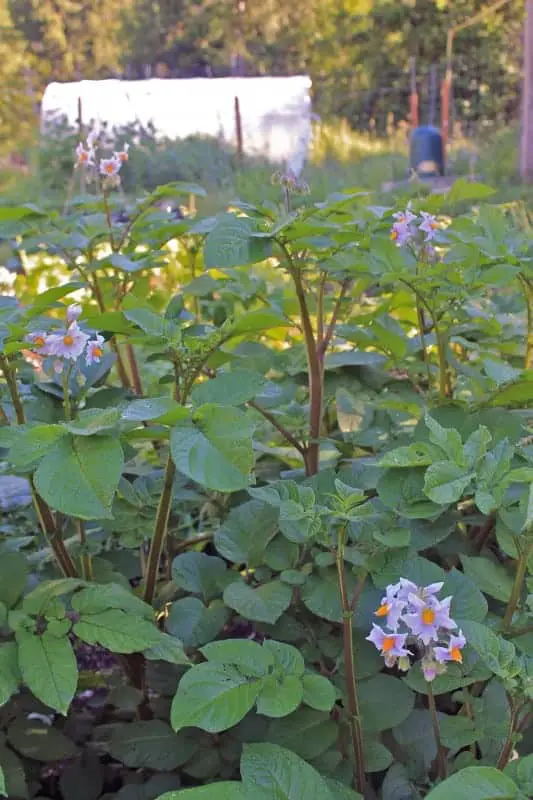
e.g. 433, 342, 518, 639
425, 766, 519, 799
156, 785, 245, 800
359, 674, 415, 732
263, 640, 305, 676
461, 555, 514, 603
7, 718, 77, 761
121, 397, 184, 423
34, 434, 124, 519
191, 370, 267, 407
266, 708, 338, 760
424, 414, 464, 462
171, 405, 254, 492
301, 673, 336, 711
228, 309, 289, 337
7, 424, 66, 471
171, 552, 227, 603
379, 442, 438, 468
240, 742, 335, 800
0, 552, 27, 609
0, 766, 5, 798
200, 640, 275, 676
487, 380, 533, 407
16, 628, 78, 715
65, 407, 121, 436
124, 307, 169, 338
460, 620, 518, 678
204, 214, 272, 269
170, 662, 264, 733
22, 578, 84, 616
439, 715, 481, 752
74, 610, 162, 653
0, 743, 26, 800
0, 642, 20, 706
214, 500, 279, 567
108, 720, 196, 770
423, 461, 473, 504
144, 632, 190, 665
256, 675, 303, 718
71, 583, 153, 618
302, 568, 357, 623
223, 580, 292, 624
166, 597, 229, 649
442, 568, 488, 623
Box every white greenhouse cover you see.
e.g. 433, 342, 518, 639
41, 76, 312, 172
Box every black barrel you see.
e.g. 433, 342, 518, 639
409, 126, 444, 177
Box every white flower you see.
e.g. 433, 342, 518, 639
75, 143, 94, 168
86, 334, 105, 366
114, 143, 130, 163
99, 156, 122, 178
86, 129, 99, 149
46, 323, 89, 361
66, 304, 82, 324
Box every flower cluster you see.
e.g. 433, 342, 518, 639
75, 129, 129, 185
26, 304, 105, 375
391, 207, 440, 248
366, 579, 466, 682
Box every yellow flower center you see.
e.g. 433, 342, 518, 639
430, 221, 439, 229
391, 230, 399, 241
92, 346, 103, 358
375, 603, 389, 618
63, 334, 74, 346
119, 151, 128, 162
33, 336, 45, 348
382, 636, 396, 653
421, 607, 436, 625
450, 647, 462, 663
79, 151, 88, 162
104, 162, 115, 174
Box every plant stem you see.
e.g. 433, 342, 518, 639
126, 343, 143, 396
502, 535, 533, 632
62, 369, 72, 421
279, 242, 321, 476
318, 278, 351, 358
0, 354, 77, 577
102, 187, 116, 251
427, 682, 447, 780
143, 454, 176, 605
76, 519, 93, 580
248, 399, 307, 458
336, 523, 366, 794
519, 274, 533, 369
432, 314, 451, 400
90, 273, 131, 390
496, 695, 518, 769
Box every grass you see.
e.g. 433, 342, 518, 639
0, 118, 530, 214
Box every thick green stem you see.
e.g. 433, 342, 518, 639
143, 455, 176, 605
336, 524, 366, 794
502, 536, 533, 632
519, 274, 533, 369
432, 315, 451, 400
90, 273, 131, 390
62, 369, 72, 421
427, 682, 447, 780
77, 519, 93, 580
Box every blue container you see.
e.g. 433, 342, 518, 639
409, 126, 444, 177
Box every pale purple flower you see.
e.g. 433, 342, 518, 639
100, 156, 121, 178
421, 655, 442, 682
434, 631, 466, 665
66, 304, 82, 324
366, 624, 411, 667
46, 323, 89, 362
53, 359, 64, 374
419, 212, 439, 242
26, 331, 51, 354
86, 334, 105, 366
391, 220, 412, 247
403, 595, 457, 645
393, 208, 417, 225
